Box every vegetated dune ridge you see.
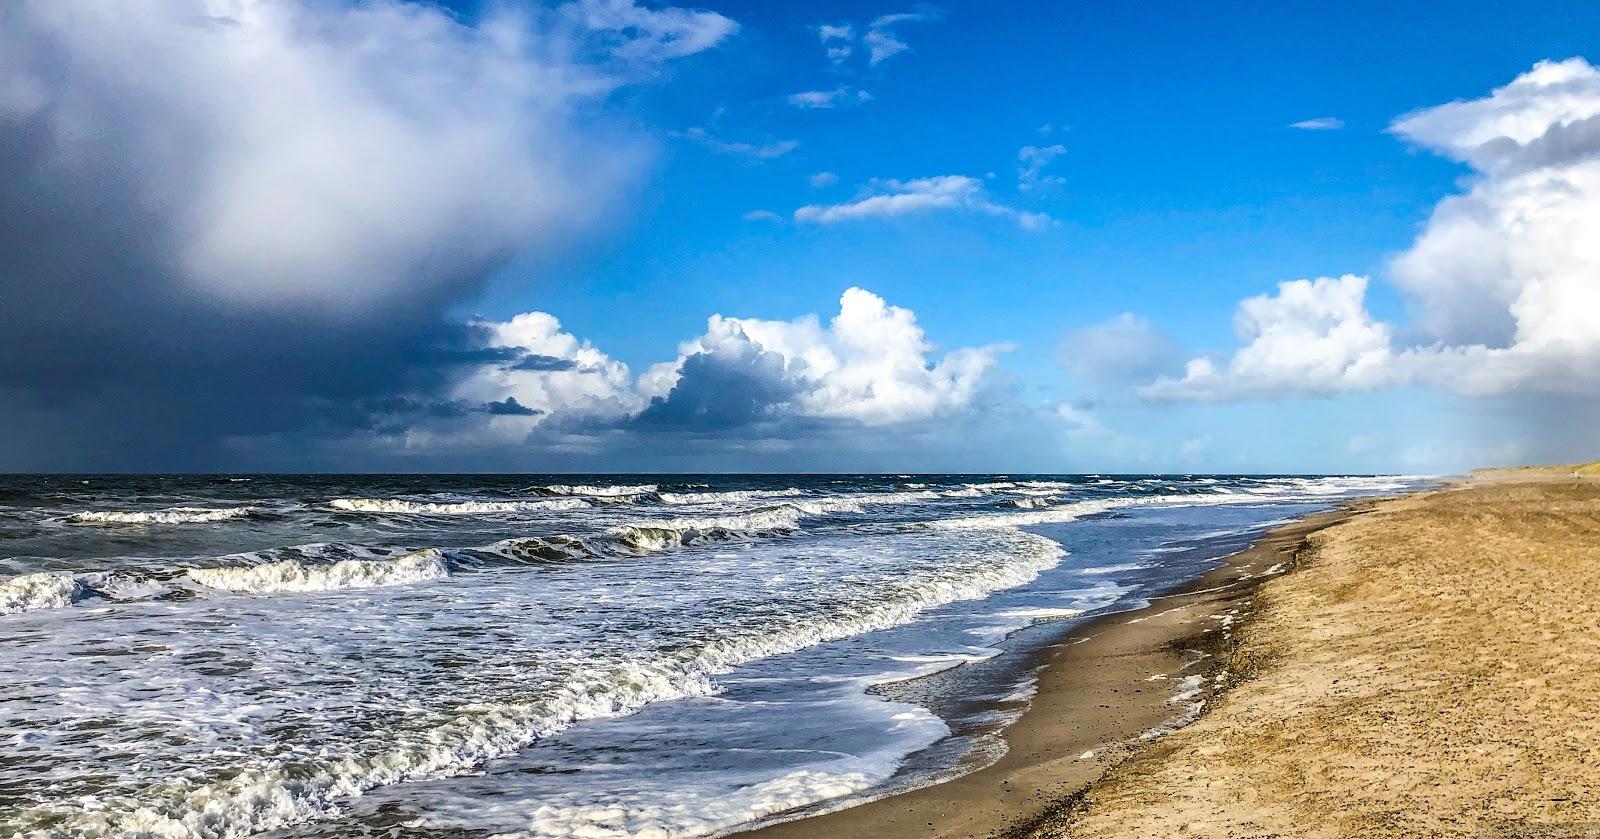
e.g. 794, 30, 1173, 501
1471, 458, 1600, 479
1046, 473, 1600, 838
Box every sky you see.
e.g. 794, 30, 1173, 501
1, 0, 1598, 474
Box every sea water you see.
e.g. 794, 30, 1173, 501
0, 473, 1425, 838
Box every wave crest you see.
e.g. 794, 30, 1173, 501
186, 550, 449, 594
538, 484, 658, 497
0, 571, 87, 615
66, 506, 255, 525
656, 488, 803, 505
329, 498, 590, 515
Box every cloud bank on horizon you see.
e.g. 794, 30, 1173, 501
0, 0, 1596, 472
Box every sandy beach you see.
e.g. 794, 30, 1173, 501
742, 472, 1600, 838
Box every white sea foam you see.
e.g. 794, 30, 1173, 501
1010, 496, 1054, 509
185, 549, 449, 594
589, 495, 922, 556
487, 505, 823, 562
960, 481, 1018, 492
0, 571, 87, 615
1079, 562, 1153, 575
993, 606, 1085, 620
657, 488, 803, 505
435, 767, 884, 839
607, 507, 810, 553
860, 489, 941, 504
67, 506, 255, 525
0, 570, 177, 615
34, 531, 1065, 839
330, 498, 591, 515
541, 484, 659, 496
926, 497, 1139, 530
928, 492, 1259, 531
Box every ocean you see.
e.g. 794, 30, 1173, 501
0, 473, 1424, 838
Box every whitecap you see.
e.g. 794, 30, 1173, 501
656, 488, 803, 505
541, 484, 658, 496
0, 571, 87, 615
329, 498, 590, 515
185, 549, 449, 594
66, 506, 255, 525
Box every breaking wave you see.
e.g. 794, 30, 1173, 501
960, 481, 1018, 492
0, 570, 172, 615
929, 497, 1156, 530
486, 499, 880, 563
186, 549, 449, 594
330, 498, 591, 515
539, 484, 659, 497
929, 491, 1263, 531
0, 571, 87, 615
657, 488, 803, 505
491, 506, 821, 562
66, 506, 256, 525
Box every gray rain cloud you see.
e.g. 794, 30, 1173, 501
0, 0, 730, 470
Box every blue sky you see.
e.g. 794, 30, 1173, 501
2, 0, 1598, 473
481, 0, 1600, 472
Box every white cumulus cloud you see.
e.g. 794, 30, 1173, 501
455, 313, 641, 418
1140, 276, 1395, 400
391, 288, 1009, 449
639, 288, 1008, 425
1142, 58, 1600, 401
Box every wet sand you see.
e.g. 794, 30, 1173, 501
737, 506, 1367, 838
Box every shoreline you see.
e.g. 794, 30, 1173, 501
735, 502, 1378, 838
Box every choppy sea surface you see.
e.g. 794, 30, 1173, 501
0, 473, 1427, 838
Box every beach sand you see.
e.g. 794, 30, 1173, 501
1048, 476, 1600, 838
741, 474, 1600, 838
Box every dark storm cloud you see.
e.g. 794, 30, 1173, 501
482, 397, 542, 416
633, 344, 801, 429
0, 0, 662, 469
510, 354, 584, 373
